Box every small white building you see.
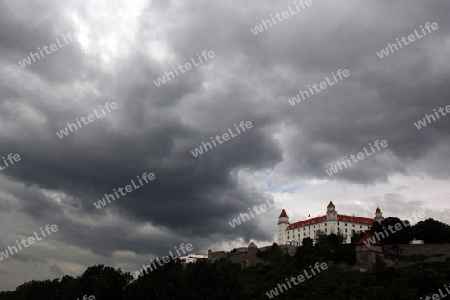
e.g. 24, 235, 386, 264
409, 239, 424, 244
278, 201, 384, 245
179, 254, 207, 263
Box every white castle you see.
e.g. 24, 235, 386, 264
278, 201, 384, 245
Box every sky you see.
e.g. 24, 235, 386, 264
0, 0, 449, 291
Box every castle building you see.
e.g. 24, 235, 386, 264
278, 201, 384, 245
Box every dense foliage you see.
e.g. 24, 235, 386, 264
370, 218, 450, 244
1, 251, 449, 299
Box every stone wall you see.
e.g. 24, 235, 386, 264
279, 245, 298, 256
208, 249, 265, 267
355, 244, 383, 270
207, 244, 299, 267
384, 244, 450, 258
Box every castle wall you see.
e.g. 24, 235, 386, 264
355, 244, 450, 269
355, 244, 383, 269
384, 244, 450, 258
208, 245, 298, 267
208, 251, 227, 262
208, 249, 264, 267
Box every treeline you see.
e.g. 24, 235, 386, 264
1, 247, 449, 299
0, 218, 449, 299
368, 218, 450, 244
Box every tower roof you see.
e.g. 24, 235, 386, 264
279, 209, 288, 218
376, 207, 381, 213
327, 201, 335, 208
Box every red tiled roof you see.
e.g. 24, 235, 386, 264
287, 215, 327, 230
286, 214, 375, 230
337, 214, 375, 225
279, 209, 288, 218
356, 234, 381, 245
327, 201, 335, 207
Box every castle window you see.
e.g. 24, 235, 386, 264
352, 224, 355, 227
345, 223, 347, 226
345, 229, 347, 233
325, 228, 327, 233
325, 223, 327, 226
360, 225, 362, 228
337, 222, 340, 225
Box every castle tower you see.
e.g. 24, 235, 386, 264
374, 207, 384, 223
277, 209, 290, 245
326, 201, 337, 221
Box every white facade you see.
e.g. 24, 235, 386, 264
278, 202, 384, 245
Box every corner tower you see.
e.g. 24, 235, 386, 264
278, 209, 290, 245
374, 207, 384, 223
326, 201, 337, 221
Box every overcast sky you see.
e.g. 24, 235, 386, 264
0, 0, 449, 291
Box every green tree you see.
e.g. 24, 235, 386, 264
75, 265, 131, 300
